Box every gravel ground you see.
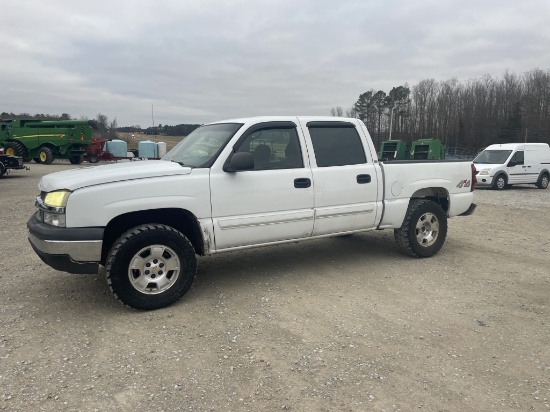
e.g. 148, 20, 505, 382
1, 162, 549, 412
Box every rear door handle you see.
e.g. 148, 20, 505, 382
294, 178, 311, 188
357, 174, 371, 184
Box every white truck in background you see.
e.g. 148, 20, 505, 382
28, 117, 476, 310
473, 143, 550, 190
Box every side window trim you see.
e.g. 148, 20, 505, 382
306, 121, 356, 128
232, 121, 298, 150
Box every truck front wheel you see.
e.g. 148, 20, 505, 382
105, 224, 197, 310
394, 199, 448, 258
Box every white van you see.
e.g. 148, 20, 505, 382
473, 143, 550, 190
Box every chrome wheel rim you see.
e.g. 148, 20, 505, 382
416, 212, 439, 247
542, 176, 549, 188
128, 244, 180, 294
496, 177, 505, 189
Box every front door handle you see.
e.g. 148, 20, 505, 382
357, 174, 371, 184
294, 178, 311, 188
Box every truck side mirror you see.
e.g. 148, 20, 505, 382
224, 152, 254, 172
507, 161, 517, 167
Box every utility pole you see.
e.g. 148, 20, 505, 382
389, 106, 395, 140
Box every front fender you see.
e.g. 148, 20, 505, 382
65, 173, 212, 227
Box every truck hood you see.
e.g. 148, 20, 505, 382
40, 160, 192, 192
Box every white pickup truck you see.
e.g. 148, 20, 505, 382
28, 117, 476, 310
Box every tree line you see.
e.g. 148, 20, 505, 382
333, 68, 550, 150
141, 124, 201, 136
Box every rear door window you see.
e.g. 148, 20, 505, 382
307, 123, 366, 167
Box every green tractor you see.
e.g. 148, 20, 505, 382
0, 119, 98, 164
410, 138, 446, 160
379, 140, 410, 161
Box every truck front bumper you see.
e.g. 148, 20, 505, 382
27, 212, 104, 274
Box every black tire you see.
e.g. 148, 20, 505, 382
33, 158, 41, 164
4, 141, 27, 158
37, 146, 54, 164
69, 155, 83, 164
0, 162, 5, 178
536, 173, 549, 189
492, 174, 507, 190
88, 154, 100, 164
394, 199, 448, 258
105, 224, 197, 310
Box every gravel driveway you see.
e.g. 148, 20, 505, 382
1, 162, 549, 411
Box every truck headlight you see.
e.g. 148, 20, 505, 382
36, 190, 71, 227
479, 169, 490, 175
44, 190, 71, 208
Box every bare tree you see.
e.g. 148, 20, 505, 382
96, 113, 109, 139
330, 106, 344, 117
109, 117, 119, 140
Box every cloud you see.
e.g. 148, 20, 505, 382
1, 0, 549, 126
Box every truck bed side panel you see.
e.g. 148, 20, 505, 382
379, 161, 474, 228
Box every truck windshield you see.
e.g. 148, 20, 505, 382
163, 123, 243, 167
473, 150, 512, 164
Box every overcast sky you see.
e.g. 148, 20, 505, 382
1, 0, 549, 127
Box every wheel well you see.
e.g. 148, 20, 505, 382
101, 208, 204, 264
494, 172, 507, 181
410, 187, 449, 212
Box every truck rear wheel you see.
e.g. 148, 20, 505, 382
394, 199, 448, 258
88, 154, 100, 163
38, 147, 54, 164
105, 224, 197, 310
